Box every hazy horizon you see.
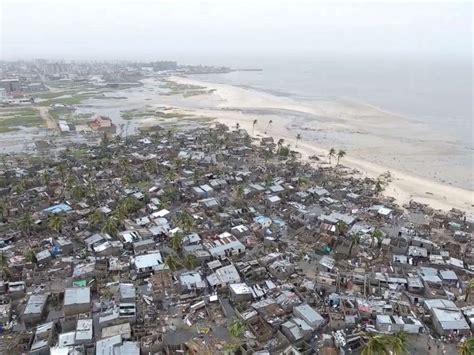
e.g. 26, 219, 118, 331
1, 0, 472, 63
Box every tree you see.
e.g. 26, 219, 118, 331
0, 251, 11, 280
464, 279, 474, 302
328, 148, 336, 164
181, 254, 198, 270
361, 335, 392, 355
459, 337, 474, 355
392, 331, 408, 355
296, 133, 302, 148
264, 120, 273, 134
170, 232, 184, 254
371, 229, 384, 248
175, 211, 194, 232
88, 209, 105, 229
337, 221, 348, 236
235, 185, 245, 200
24, 249, 37, 263
48, 214, 64, 233
41, 171, 51, 187
348, 233, 362, 257
18, 213, 34, 237
0, 200, 7, 222
102, 216, 119, 236
252, 119, 257, 135
235, 122, 240, 130
336, 149, 346, 166
229, 319, 246, 338
277, 138, 285, 153
165, 255, 181, 272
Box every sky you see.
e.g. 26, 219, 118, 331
0, 0, 471, 63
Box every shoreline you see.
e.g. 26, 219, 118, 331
166, 75, 474, 213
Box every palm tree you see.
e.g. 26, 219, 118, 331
459, 337, 474, 355
252, 119, 257, 135
391, 331, 408, 355
464, 279, 474, 302
277, 138, 285, 154
337, 221, 348, 236
371, 229, 384, 248
88, 209, 104, 229
264, 120, 273, 134
165, 255, 181, 272
170, 233, 184, 254
348, 233, 362, 257
235, 122, 240, 130
336, 149, 346, 166
175, 211, 194, 232
41, 171, 51, 187
0, 252, 10, 280
181, 255, 198, 270
295, 133, 302, 148
24, 249, 37, 263
328, 148, 336, 164
102, 216, 119, 236
18, 213, 34, 237
361, 335, 392, 355
235, 185, 245, 200
229, 319, 246, 338
48, 214, 64, 233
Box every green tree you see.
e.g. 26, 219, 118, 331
229, 319, 246, 338
337, 221, 348, 236
165, 255, 181, 272
459, 337, 474, 355
0, 252, 10, 280
102, 216, 119, 236
371, 229, 384, 248
24, 249, 37, 263
464, 279, 474, 302
48, 214, 64, 233
392, 331, 408, 355
328, 148, 336, 164
361, 335, 392, 355
252, 119, 257, 135
88, 209, 105, 229
181, 254, 198, 270
18, 213, 34, 237
170, 232, 184, 254
175, 211, 194, 233
337, 149, 346, 166
348, 233, 362, 257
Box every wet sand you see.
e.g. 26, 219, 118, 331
166, 75, 474, 213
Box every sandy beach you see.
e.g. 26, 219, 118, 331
165, 75, 474, 213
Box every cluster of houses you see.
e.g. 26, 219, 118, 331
0, 124, 472, 354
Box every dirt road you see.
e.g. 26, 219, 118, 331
35, 106, 58, 130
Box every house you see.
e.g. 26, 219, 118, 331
89, 116, 113, 130
229, 283, 253, 302
95, 335, 140, 355
281, 317, 313, 343
75, 318, 93, 344
30, 322, 56, 355
207, 264, 241, 288
266, 195, 281, 207
293, 303, 325, 329
23, 293, 49, 325
119, 283, 136, 303
438, 270, 458, 285
204, 233, 245, 259
63, 287, 91, 316
431, 307, 470, 336
179, 271, 206, 292
268, 259, 295, 279
133, 252, 166, 274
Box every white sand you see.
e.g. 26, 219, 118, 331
166, 75, 474, 213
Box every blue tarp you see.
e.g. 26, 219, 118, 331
43, 203, 72, 214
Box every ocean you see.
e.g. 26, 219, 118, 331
189, 54, 473, 149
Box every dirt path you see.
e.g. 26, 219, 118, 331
35, 106, 58, 130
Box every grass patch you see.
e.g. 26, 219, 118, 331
37, 94, 94, 107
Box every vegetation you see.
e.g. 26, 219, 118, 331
459, 337, 474, 355
229, 319, 246, 338
337, 149, 346, 165
361, 332, 408, 355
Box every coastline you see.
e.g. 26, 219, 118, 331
166, 75, 474, 213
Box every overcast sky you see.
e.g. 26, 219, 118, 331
0, 0, 471, 63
